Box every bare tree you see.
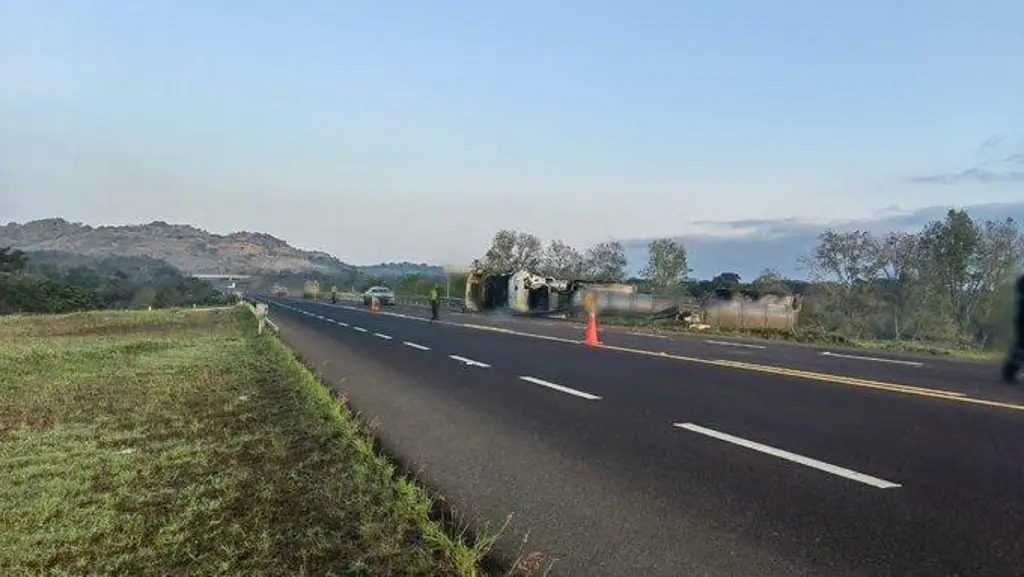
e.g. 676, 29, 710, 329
867, 231, 921, 339
803, 230, 878, 287
801, 230, 880, 337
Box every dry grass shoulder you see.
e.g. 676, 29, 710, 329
0, 307, 496, 576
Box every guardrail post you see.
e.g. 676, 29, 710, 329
254, 302, 268, 334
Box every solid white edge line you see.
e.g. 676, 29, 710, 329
448, 354, 491, 368
373, 332, 393, 340
353, 326, 368, 332
673, 422, 901, 489
403, 341, 431, 350
519, 376, 601, 400
820, 351, 924, 367
705, 339, 767, 350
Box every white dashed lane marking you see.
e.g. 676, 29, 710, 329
449, 355, 491, 368
673, 422, 902, 489
705, 340, 767, 350
519, 376, 602, 401
404, 341, 431, 350
373, 332, 393, 340
820, 351, 924, 367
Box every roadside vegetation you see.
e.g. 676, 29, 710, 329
0, 307, 502, 576
0, 247, 229, 315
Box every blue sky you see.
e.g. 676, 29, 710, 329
2, 0, 1022, 265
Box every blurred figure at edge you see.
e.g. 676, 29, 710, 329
1003, 273, 1024, 383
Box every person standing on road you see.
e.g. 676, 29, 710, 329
429, 284, 441, 320
1004, 273, 1024, 383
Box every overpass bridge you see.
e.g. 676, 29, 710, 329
189, 273, 253, 281
188, 273, 253, 294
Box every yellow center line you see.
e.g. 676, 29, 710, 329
592, 343, 1024, 412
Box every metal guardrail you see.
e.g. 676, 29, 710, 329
240, 299, 279, 334
302, 293, 463, 311
393, 296, 464, 310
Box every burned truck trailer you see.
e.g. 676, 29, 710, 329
463, 268, 679, 318
464, 269, 580, 315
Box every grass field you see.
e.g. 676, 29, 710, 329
0, 306, 501, 576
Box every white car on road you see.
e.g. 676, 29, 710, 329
362, 286, 395, 306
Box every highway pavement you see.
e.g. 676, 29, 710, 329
344, 297, 1018, 404
258, 295, 1024, 576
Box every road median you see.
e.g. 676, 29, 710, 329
0, 306, 501, 576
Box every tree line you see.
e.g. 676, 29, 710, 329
466, 210, 1023, 350
798, 210, 1022, 349
0, 247, 230, 315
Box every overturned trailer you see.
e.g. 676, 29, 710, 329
463, 268, 682, 318
464, 269, 576, 315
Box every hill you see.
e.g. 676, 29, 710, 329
0, 218, 355, 275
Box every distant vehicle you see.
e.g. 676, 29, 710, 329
362, 286, 395, 306
271, 285, 289, 298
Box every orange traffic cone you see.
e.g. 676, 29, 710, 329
584, 311, 600, 346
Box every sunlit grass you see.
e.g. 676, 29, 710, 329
0, 307, 504, 576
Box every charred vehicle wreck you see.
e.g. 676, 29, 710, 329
462, 268, 684, 319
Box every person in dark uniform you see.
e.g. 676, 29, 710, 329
1003, 273, 1024, 383
429, 284, 441, 320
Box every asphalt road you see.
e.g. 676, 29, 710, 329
258, 295, 1024, 576
348, 297, 1018, 403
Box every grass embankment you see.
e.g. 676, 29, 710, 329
0, 307, 500, 576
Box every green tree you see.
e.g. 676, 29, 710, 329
917, 209, 984, 337
750, 268, 789, 296
640, 238, 690, 296
481, 230, 544, 273
541, 239, 585, 278
0, 247, 28, 275
584, 241, 628, 282
130, 285, 158, 308
708, 272, 743, 299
